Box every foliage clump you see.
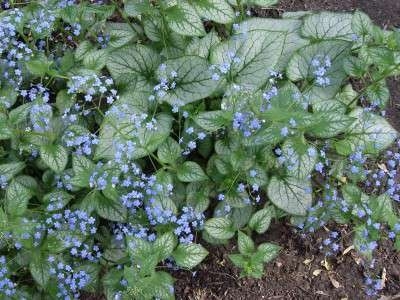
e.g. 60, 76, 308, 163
0, 0, 399, 298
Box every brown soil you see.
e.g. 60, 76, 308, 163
174, 223, 400, 299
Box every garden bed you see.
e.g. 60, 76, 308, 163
172, 1, 400, 299
1, 0, 400, 299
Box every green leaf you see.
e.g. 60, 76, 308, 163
238, 231, 255, 255
225, 190, 250, 208
83, 49, 108, 71
95, 191, 127, 222
55, 90, 75, 113
172, 243, 208, 269
309, 101, 355, 138
96, 111, 173, 160
186, 30, 220, 58
26, 55, 52, 76
0, 85, 18, 109
344, 108, 398, 155
353, 224, 373, 258
105, 22, 138, 48
5, 178, 33, 216
204, 217, 236, 239
154, 232, 177, 261
75, 41, 94, 61
9, 102, 32, 125
126, 236, 152, 260
71, 155, 95, 188
369, 194, 398, 227
365, 80, 390, 108
177, 161, 208, 182
257, 242, 281, 263
186, 182, 211, 213
106, 44, 160, 85
301, 12, 354, 41
228, 253, 247, 269
30, 252, 51, 287
143, 15, 163, 42
287, 40, 350, 100
249, 0, 279, 6
192, 0, 234, 24
156, 56, 218, 105
210, 30, 285, 89
0, 114, 11, 140
124, 0, 152, 17
267, 177, 312, 216
281, 138, 318, 179
40, 144, 69, 173
249, 207, 274, 234
0, 161, 25, 181
341, 184, 365, 205
230, 205, 253, 229
243, 124, 284, 147
343, 56, 368, 78
352, 11, 373, 37
157, 137, 181, 165
125, 270, 175, 299
165, 3, 205, 36
194, 111, 227, 132
234, 18, 309, 70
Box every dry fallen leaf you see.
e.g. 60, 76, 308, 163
321, 258, 331, 270
313, 269, 322, 276
342, 245, 354, 255
328, 274, 341, 288
315, 291, 329, 296
381, 268, 387, 289
378, 163, 388, 173
303, 256, 314, 265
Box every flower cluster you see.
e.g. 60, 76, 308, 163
366, 143, 400, 202
232, 111, 261, 137
70, 243, 102, 262
0, 256, 16, 297
27, 8, 56, 36
179, 125, 207, 155
97, 33, 110, 49
0, 9, 32, 87
262, 85, 278, 111
364, 275, 383, 296
152, 64, 179, 99
65, 23, 82, 41
0, 175, 8, 189
63, 129, 99, 156
67, 74, 117, 104
48, 257, 92, 299
46, 210, 97, 247
113, 223, 151, 242
174, 206, 205, 244
20, 84, 54, 134
210, 50, 241, 81
311, 55, 331, 86
89, 162, 109, 190
318, 231, 341, 256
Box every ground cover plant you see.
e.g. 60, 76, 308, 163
0, 0, 399, 299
